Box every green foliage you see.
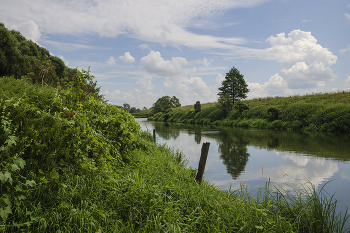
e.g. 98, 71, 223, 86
152, 96, 181, 114
217, 93, 233, 114
267, 107, 281, 121
218, 66, 249, 105
194, 101, 201, 113
0, 77, 349, 232
0, 23, 67, 83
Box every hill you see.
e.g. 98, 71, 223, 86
145, 91, 350, 133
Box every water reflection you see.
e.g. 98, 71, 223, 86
217, 131, 250, 180
137, 119, 350, 213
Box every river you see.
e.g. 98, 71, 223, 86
136, 118, 350, 214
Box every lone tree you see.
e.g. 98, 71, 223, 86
218, 66, 249, 108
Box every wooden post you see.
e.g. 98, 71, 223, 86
153, 129, 156, 142
196, 142, 210, 184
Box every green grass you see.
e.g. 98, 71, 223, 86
1, 77, 350, 232
146, 91, 350, 133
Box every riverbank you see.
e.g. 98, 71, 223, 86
141, 91, 350, 133
1, 77, 349, 232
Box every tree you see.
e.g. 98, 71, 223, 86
123, 103, 130, 112
194, 101, 201, 113
218, 66, 249, 105
152, 96, 181, 113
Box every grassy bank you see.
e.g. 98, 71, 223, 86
1, 77, 350, 232
146, 91, 350, 133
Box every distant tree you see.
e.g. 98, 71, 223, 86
218, 66, 249, 105
129, 107, 137, 113
142, 107, 148, 111
194, 101, 201, 113
123, 103, 130, 112
152, 96, 181, 113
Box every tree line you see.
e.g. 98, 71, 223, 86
0, 23, 103, 101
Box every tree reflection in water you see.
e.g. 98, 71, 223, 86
154, 122, 180, 140
217, 131, 250, 180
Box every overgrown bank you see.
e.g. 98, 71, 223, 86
147, 91, 350, 133
1, 78, 350, 232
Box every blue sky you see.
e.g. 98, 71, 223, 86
1, 0, 350, 108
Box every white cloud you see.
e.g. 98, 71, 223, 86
0, 0, 268, 49
346, 76, 350, 88
203, 57, 210, 66
247, 73, 290, 98
106, 56, 116, 65
339, 45, 350, 57
261, 30, 338, 92
40, 39, 97, 51
58, 55, 69, 66
215, 73, 224, 89
139, 44, 150, 49
9, 20, 41, 42
136, 73, 154, 92
140, 51, 217, 105
140, 51, 187, 76
346, 13, 350, 21
119, 52, 135, 63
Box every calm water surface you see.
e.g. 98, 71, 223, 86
137, 118, 350, 213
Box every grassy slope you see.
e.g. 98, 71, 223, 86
1, 78, 349, 232
146, 91, 350, 133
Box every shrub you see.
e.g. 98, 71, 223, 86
267, 107, 281, 121
207, 109, 226, 122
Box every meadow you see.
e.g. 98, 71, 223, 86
144, 91, 350, 133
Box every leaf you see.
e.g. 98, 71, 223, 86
25, 180, 36, 187
17, 195, 26, 201
15, 185, 23, 192
0, 172, 5, 183
5, 136, 18, 147
14, 158, 26, 169
0, 205, 12, 221
10, 164, 20, 172
0, 171, 12, 184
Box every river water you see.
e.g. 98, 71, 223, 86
136, 118, 350, 214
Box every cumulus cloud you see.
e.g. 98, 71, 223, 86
141, 51, 187, 76
136, 73, 154, 92
247, 73, 290, 98
0, 0, 267, 49
252, 30, 338, 95
106, 56, 116, 65
203, 57, 210, 66
9, 20, 41, 42
119, 52, 135, 63
140, 51, 217, 104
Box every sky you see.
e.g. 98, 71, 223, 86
1, 0, 350, 108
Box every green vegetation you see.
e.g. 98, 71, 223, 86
1, 79, 350, 232
153, 96, 181, 114
1, 23, 350, 232
217, 66, 249, 114
148, 91, 350, 133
